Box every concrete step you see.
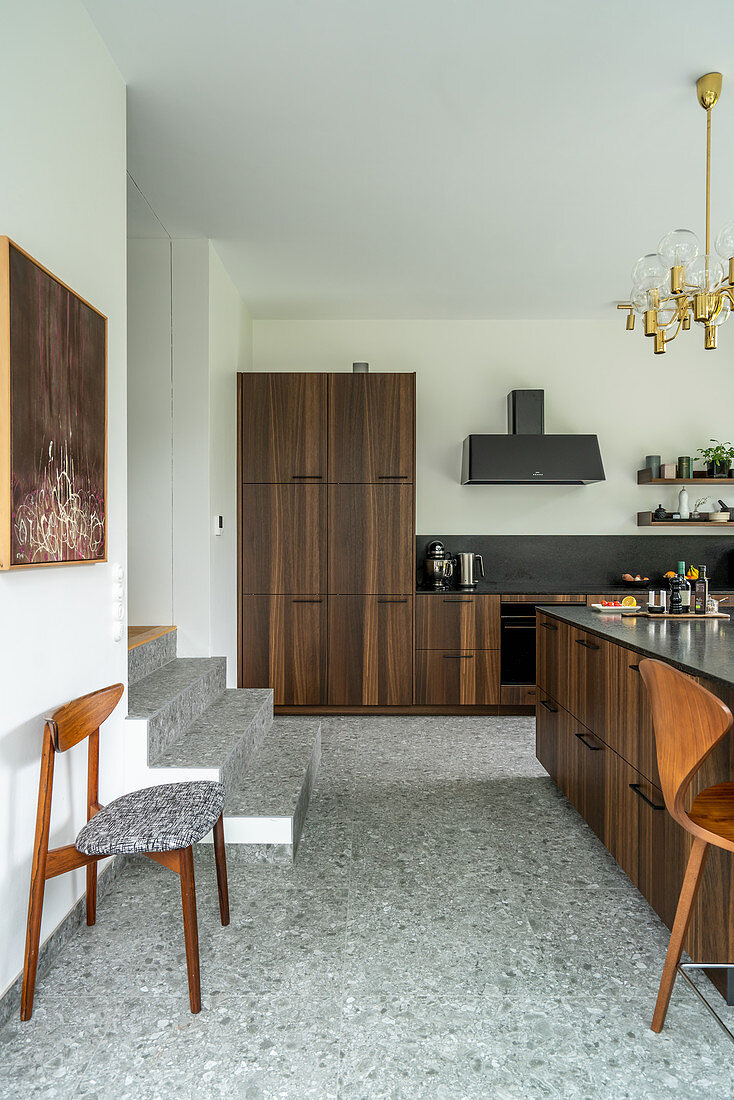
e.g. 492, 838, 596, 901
128, 657, 227, 761
223, 717, 321, 863
150, 687, 273, 790
128, 627, 178, 685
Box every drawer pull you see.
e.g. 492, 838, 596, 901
443, 598, 472, 603
442, 654, 473, 660
291, 598, 323, 603
540, 699, 558, 713
575, 639, 600, 651
291, 474, 322, 479
629, 663, 640, 672
629, 783, 665, 811
378, 475, 409, 479
377, 598, 408, 604
541, 622, 558, 631
575, 732, 601, 751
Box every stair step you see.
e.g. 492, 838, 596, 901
128, 627, 177, 685
223, 717, 321, 863
150, 688, 273, 790
128, 657, 227, 760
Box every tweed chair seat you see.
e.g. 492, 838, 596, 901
75, 780, 225, 856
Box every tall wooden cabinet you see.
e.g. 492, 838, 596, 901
238, 371, 415, 711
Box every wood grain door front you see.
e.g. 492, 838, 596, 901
241, 484, 326, 593
328, 596, 413, 705
414, 650, 500, 706
240, 595, 326, 704
536, 695, 561, 781
328, 484, 413, 594
239, 372, 326, 482
415, 594, 500, 649
328, 373, 415, 483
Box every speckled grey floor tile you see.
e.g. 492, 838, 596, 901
2, 715, 732, 1099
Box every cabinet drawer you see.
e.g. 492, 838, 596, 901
501, 594, 586, 603
500, 684, 537, 706
240, 595, 326, 705
415, 594, 499, 649
415, 650, 499, 706
328, 596, 413, 705
608, 645, 659, 785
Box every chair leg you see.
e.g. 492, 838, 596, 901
179, 846, 201, 1014
213, 814, 230, 926
20, 862, 47, 1021
86, 861, 97, 926
652, 836, 709, 1033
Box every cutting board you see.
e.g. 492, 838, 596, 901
640, 611, 730, 620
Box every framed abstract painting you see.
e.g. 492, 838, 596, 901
0, 238, 107, 569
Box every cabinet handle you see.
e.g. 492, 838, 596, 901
442, 654, 473, 660
575, 639, 600, 651
377, 598, 408, 604
291, 475, 322, 479
541, 622, 558, 631
629, 783, 665, 811
378, 475, 408, 479
629, 663, 640, 672
291, 598, 323, 603
540, 699, 558, 713
443, 598, 472, 603
503, 623, 536, 631
575, 732, 601, 751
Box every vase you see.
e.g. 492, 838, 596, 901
707, 460, 731, 478
678, 487, 690, 519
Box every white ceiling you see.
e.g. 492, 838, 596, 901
84, 0, 734, 319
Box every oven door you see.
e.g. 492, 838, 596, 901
500, 606, 537, 685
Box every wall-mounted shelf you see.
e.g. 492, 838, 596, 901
637, 511, 733, 528
637, 468, 732, 485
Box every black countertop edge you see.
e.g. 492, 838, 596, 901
415, 586, 734, 596
539, 605, 734, 691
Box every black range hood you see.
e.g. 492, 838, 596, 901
461, 390, 605, 485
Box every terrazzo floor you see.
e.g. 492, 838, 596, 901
1, 716, 732, 1099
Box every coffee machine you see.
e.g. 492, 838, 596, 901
423, 540, 454, 590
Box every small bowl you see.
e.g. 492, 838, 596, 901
708, 511, 730, 523
620, 575, 649, 587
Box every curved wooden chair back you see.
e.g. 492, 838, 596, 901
46, 683, 124, 753
638, 658, 732, 830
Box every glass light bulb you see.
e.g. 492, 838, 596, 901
631, 253, 667, 291
686, 254, 724, 291
658, 229, 700, 267
629, 286, 648, 315
715, 221, 734, 260
656, 304, 678, 328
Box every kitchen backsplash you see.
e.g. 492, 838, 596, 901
415, 535, 734, 591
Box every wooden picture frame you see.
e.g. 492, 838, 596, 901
0, 237, 107, 570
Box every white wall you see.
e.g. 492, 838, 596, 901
0, 0, 127, 999
128, 235, 249, 680
252, 319, 734, 535
127, 238, 173, 626
209, 245, 252, 684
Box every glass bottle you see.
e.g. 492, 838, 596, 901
693, 565, 709, 615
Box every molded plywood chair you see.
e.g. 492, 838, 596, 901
21, 684, 230, 1020
639, 658, 734, 1032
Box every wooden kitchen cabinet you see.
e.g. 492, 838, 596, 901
328, 484, 414, 594
607, 644, 659, 786
239, 373, 327, 483
415, 649, 500, 706
569, 628, 613, 743
536, 694, 561, 782
240, 595, 327, 705
241, 484, 326, 594
536, 613, 574, 712
328, 596, 413, 705
415, 593, 500, 649
328, 373, 415, 483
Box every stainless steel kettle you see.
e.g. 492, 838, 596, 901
456, 552, 484, 589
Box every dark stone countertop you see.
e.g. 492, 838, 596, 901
540, 604, 734, 690
416, 585, 734, 596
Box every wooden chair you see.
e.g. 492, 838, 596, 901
21, 683, 230, 1020
638, 658, 734, 1032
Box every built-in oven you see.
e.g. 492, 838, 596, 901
500, 603, 537, 686
500, 597, 585, 688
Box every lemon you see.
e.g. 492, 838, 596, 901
621, 596, 637, 607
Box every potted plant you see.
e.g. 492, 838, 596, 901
697, 440, 734, 478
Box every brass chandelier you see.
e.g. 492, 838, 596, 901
619, 72, 734, 353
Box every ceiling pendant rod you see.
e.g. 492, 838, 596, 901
706, 103, 712, 257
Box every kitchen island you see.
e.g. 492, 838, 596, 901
536, 604, 734, 985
